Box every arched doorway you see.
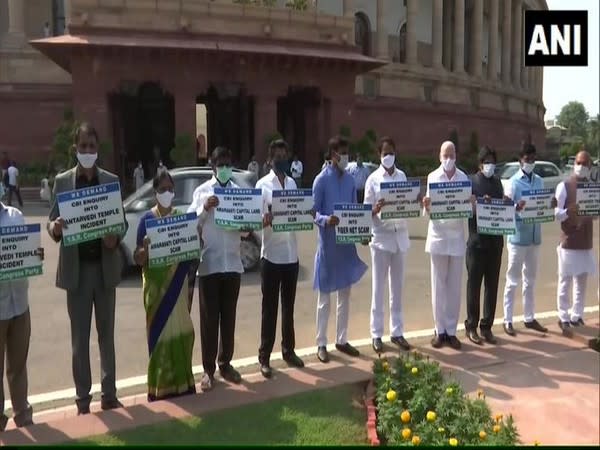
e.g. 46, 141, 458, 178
354, 12, 371, 56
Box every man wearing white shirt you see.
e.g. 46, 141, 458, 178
422, 141, 472, 349
290, 154, 303, 187
554, 150, 598, 331
364, 137, 411, 353
256, 140, 305, 378
347, 155, 371, 203
7, 162, 23, 208
188, 147, 244, 391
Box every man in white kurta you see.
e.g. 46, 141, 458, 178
554, 150, 598, 330
423, 141, 470, 350
364, 137, 411, 353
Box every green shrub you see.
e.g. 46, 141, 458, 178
396, 156, 439, 177
373, 354, 519, 446
170, 134, 195, 167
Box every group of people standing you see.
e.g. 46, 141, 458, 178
0, 122, 596, 431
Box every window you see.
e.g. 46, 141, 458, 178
354, 12, 371, 56
534, 163, 559, 178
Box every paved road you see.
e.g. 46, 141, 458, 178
17, 203, 600, 396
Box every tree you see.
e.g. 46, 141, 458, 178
585, 113, 600, 157
556, 101, 589, 138
170, 134, 195, 167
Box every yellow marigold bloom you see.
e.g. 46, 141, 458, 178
438, 427, 445, 433
479, 431, 487, 440
402, 428, 412, 439
426, 411, 436, 422
400, 410, 411, 423
495, 413, 503, 422
445, 387, 453, 394
411, 435, 421, 446
382, 361, 389, 371
386, 390, 397, 402
411, 367, 418, 374
493, 424, 501, 433
449, 437, 458, 446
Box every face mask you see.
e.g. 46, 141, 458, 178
441, 158, 455, 171
381, 154, 395, 169
156, 191, 174, 208
77, 152, 97, 169
216, 166, 232, 184
482, 163, 495, 178
522, 162, 535, 174
574, 164, 590, 179
337, 154, 349, 170
274, 160, 289, 174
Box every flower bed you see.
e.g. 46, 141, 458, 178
373, 353, 519, 446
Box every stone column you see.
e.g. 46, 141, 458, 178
432, 0, 444, 69
511, 0, 522, 87
501, 0, 512, 84
405, 0, 419, 65
343, 0, 354, 17
377, 0, 389, 60
253, 94, 279, 165
442, 0, 453, 70
3, 0, 26, 47
453, 0, 465, 73
488, 0, 500, 81
469, 0, 483, 77
64, 0, 72, 33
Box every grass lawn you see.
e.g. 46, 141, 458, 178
76, 384, 368, 446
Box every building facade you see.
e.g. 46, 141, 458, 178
0, 0, 547, 179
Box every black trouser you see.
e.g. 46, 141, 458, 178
258, 258, 299, 364
7, 185, 22, 207
465, 244, 503, 331
199, 272, 241, 376
187, 259, 201, 312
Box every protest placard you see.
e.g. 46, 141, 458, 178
214, 187, 263, 230
476, 198, 516, 235
145, 213, 201, 268
379, 180, 421, 219
334, 203, 372, 244
271, 189, 314, 232
520, 189, 555, 224
429, 181, 473, 219
57, 182, 126, 246
576, 183, 600, 216
0, 224, 42, 281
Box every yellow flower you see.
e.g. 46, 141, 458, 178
449, 437, 458, 446
426, 411, 437, 422
495, 413, 504, 423
382, 361, 389, 371
477, 389, 485, 398
479, 430, 487, 440
405, 362, 412, 368
400, 410, 411, 423
493, 424, 501, 433
402, 428, 412, 439
386, 389, 397, 402
438, 427, 445, 433
411, 435, 421, 446
446, 387, 453, 394
411, 367, 418, 375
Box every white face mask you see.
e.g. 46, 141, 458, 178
156, 191, 175, 208
482, 163, 495, 178
573, 164, 590, 179
337, 154, 349, 170
522, 162, 535, 174
77, 152, 97, 169
381, 154, 395, 169
441, 158, 455, 172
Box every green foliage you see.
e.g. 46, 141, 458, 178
51, 108, 79, 172
170, 134, 196, 167
339, 125, 377, 161
373, 354, 519, 446
585, 114, 600, 156
559, 138, 584, 160
396, 156, 439, 177
264, 131, 283, 150
17, 163, 49, 187
557, 101, 589, 138
285, 0, 310, 10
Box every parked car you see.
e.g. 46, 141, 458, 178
497, 161, 565, 193
120, 166, 261, 272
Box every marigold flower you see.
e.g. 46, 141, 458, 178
445, 387, 453, 394
493, 424, 501, 433
386, 389, 397, 402
426, 411, 436, 422
400, 410, 411, 423
411, 435, 421, 446
449, 437, 458, 446
479, 430, 487, 440
402, 428, 412, 439
411, 367, 418, 375
438, 427, 445, 433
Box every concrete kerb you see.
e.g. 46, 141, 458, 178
7, 305, 598, 419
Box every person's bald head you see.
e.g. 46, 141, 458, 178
440, 141, 456, 162
575, 150, 592, 167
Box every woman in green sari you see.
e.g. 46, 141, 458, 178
134, 171, 196, 401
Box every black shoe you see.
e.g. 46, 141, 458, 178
466, 329, 483, 345
447, 335, 462, 350
17, 419, 34, 428
336, 342, 360, 357
317, 346, 329, 363
524, 319, 548, 333
558, 320, 571, 332
390, 336, 410, 351
219, 364, 242, 384
77, 405, 90, 416
431, 334, 444, 348
283, 352, 305, 368
260, 364, 272, 379
100, 398, 123, 411
372, 338, 384, 353
503, 322, 516, 336
570, 318, 585, 327
481, 329, 497, 344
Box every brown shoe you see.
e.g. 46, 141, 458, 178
431, 334, 444, 348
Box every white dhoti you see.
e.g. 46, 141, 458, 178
370, 247, 406, 339
556, 246, 598, 323
430, 253, 464, 336
503, 243, 540, 324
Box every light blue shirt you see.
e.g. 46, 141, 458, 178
346, 163, 371, 190
506, 169, 543, 246
0, 203, 29, 320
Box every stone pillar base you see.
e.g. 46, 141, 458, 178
1, 32, 27, 49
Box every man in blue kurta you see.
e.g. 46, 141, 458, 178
313, 136, 368, 363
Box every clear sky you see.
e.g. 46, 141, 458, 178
543, 0, 599, 120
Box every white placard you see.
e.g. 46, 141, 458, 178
379, 180, 421, 219
429, 181, 473, 219
145, 213, 201, 268
520, 189, 555, 224
271, 189, 314, 232
0, 224, 42, 281
576, 183, 600, 216
476, 198, 516, 235
214, 187, 264, 230
334, 203, 373, 244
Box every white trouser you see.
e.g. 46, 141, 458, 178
370, 247, 406, 338
316, 287, 351, 347
430, 254, 463, 336
503, 243, 539, 323
557, 273, 588, 323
